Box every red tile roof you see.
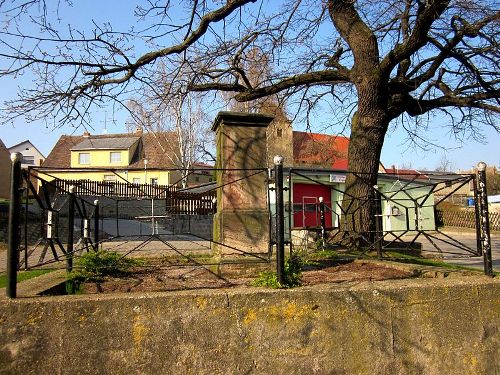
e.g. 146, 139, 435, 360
384, 168, 429, 180
292, 131, 349, 170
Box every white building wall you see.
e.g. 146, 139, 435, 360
8, 140, 45, 168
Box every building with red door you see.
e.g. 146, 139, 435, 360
266, 124, 438, 242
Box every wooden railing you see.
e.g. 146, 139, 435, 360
166, 191, 215, 215
436, 209, 500, 231
53, 179, 175, 199
52, 179, 216, 215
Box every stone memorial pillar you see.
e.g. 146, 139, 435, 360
212, 111, 274, 256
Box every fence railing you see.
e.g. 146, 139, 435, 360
167, 191, 216, 215
436, 209, 500, 231
53, 179, 174, 198
52, 178, 216, 215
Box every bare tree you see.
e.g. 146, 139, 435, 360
1, 0, 499, 236
126, 87, 211, 188
435, 154, 454, 172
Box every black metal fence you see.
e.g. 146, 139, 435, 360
5, 164, 272, 298
53, 178, 172, 198
53, 178, 216, 215
269, 164, 493, 277
5, 159, 494, 299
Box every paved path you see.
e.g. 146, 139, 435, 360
0, 218, 213, 272
419, 230, 500, 271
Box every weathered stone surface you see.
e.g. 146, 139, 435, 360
212, 112, 273, 255
1, 277, 499, 375
213, 210, 270, 255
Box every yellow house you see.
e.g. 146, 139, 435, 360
40, 130, 183, 186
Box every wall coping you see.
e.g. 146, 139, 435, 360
211, 111, 275, 131
2, 275, 498, 304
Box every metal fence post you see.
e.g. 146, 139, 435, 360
7, 153, 23, 298
373, 186, 383, 259
274, 155, 285, 285
477, 162, 493, 276
66, 186, 75, 272
472, 176, 482, 255
319, 196, 326, 250
94, 199, 100, 251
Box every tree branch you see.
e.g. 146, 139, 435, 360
380, 0, 449, 75
213, 69, 350, 102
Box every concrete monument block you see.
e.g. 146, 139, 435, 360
212, 112, 274, 256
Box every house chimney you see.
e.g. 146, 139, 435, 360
83, 131, 91, 138
135, 127, 143, 135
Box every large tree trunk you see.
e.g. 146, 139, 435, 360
341, 78, 390, 245
328, 0, 390, 245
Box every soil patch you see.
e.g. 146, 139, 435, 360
302, 261, 413, 285
78, 260, 415, 294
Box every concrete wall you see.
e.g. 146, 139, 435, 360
1, 278, 498, 375
267, 117, 293, 167
8, 141, 45, 168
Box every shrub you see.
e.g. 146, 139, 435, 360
67, 250, 142, 285
252, 252, 304, 289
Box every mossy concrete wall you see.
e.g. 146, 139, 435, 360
1, 278, 499, 375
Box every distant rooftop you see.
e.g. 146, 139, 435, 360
292, 131, 349, 170
71, 137, 140, 151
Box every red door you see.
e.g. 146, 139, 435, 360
293, 183, 332, 228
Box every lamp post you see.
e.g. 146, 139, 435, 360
274, 155, 285, 285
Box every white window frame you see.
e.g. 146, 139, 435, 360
110, 152, 121, 164
132, 178, 141, 185
79, 153, 90, 165
150, 178, 158, 186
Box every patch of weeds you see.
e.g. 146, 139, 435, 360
251, 252, 305, 289
0, 269, 55, 288
251, 271, 281, 288
67, 250, 143, 291
306, 249, 339, 261
383, 251, 485, 272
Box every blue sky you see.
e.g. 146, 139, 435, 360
0, 1, 498, 171
2, 99, 498, 172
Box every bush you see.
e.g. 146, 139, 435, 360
251, 252, 304, 289
68, 250, 142, 284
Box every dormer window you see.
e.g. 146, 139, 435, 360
110, 152, 121, 163
79, 153, 90, 165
